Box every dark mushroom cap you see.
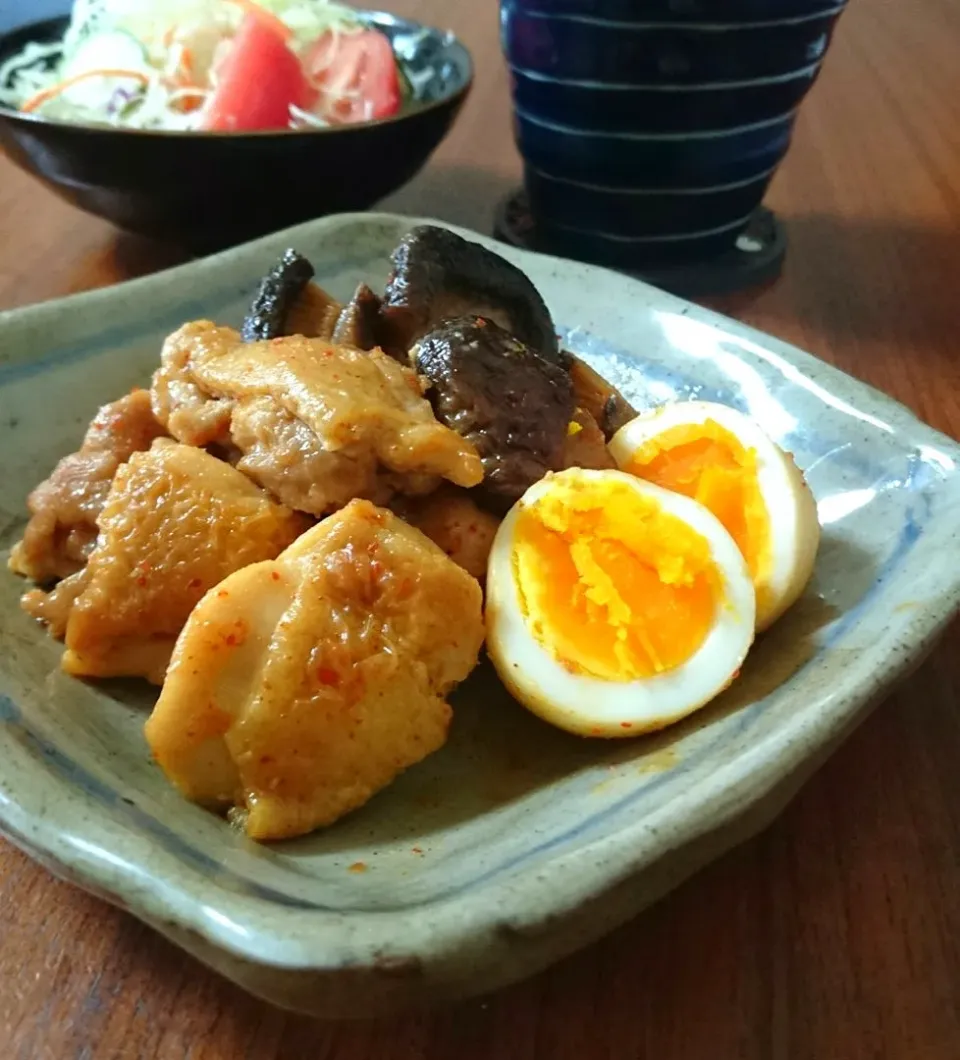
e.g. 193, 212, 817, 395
412, 316, 574, 505
241, 249, 316, 343
383, 226, 560, 362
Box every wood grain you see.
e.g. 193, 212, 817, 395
1, 0, 958, 1056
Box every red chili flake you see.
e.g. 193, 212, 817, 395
271, 571, 281, 582
590, 726, 603, 735
317, 667, 340, 687
217, 590, 229, 598
348, 862, 367, 874
620, 722, 633, 730
187, 578, 202, 589
136, 576, 147, 587
259, 755, 274, 765
225, 634, 238, 646
411, 846, 424, 856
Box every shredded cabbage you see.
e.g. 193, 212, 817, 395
0, 0, 371, 131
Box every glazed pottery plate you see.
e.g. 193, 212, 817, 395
0, 213, 957, 1018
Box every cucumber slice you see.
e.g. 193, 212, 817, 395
396, 60, 413, 104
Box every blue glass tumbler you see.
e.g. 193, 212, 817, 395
499, 0, 850, 292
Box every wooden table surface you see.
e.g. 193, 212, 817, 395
1, 0, 959, 1056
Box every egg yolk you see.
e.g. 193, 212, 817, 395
512, 478, 722, 681
622, 420, 772, 592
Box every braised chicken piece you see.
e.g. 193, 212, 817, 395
241, 248, 317, 342
393, 488, 500, 581
152, 326, 483, 516
382, 226, 560, 360
285, 282, 342, 340
566, 354, 636, 440
411, 316, 574, 505
559, 406, 617, 472
145, 500, 484, 841
151, 321, 238, 448
9, 389, 166, 584
19, 572, 86, 642
331, 282, 386, 350
203, 339, 485, 513
22, 439, 308, 685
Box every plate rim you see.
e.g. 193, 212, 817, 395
0, 210, 958, 984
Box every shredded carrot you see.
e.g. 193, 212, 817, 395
224, 0, 293, 40
171, 87, 207, 113
170, 46, 196, 87
20, 69, 150, 114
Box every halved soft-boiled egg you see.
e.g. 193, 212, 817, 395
484, 467, 756, 738
609, 401, 819, 631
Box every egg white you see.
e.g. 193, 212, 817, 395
609, 401, 820, 631
484, 469, 756, 738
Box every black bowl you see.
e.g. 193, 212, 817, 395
0, 12, 472, 250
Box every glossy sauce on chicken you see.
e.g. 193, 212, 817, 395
23, 439, 308, 684
9, 389, 166, 584
145, 500, 484, 840
152, 324, 483, 515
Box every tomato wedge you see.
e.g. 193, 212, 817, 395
201, 13, 312, 132
304, 28, 401, 125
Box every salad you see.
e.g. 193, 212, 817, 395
0, 0, 407, 132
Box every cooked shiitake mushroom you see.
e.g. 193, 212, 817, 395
383, 226, 560, 361
241, 249, 317, 342
412, 316, 574, 505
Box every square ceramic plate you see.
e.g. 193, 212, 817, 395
0, 213, 958, 1019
